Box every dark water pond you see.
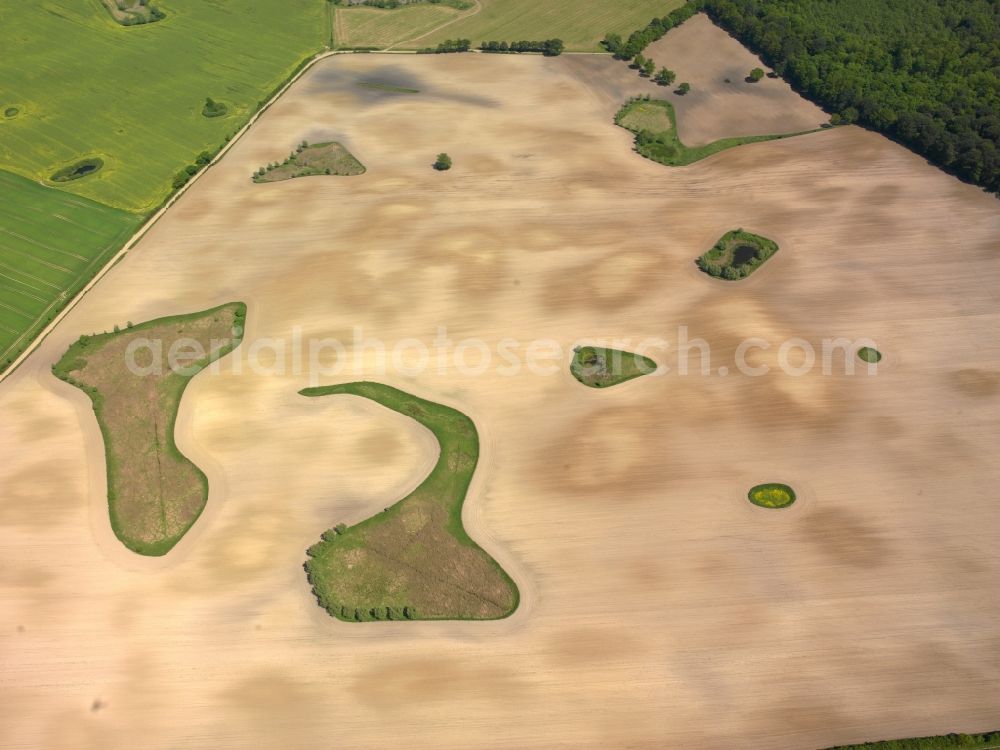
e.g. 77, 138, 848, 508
732, 244, 758, 265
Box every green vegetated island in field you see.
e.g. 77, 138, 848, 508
50, 157, 104, 183
52, 303, 246, 555
857, 346, 882, 364
301, 382, 519, 622
616, 97, 824, 167
0, 171, 141, 372
99, 0, 165, 26
821, 729, 1000, 750
253, 140, 365, 182
696, 229, 778, 280
571, 345, 656, 388
747, 483, 796, 509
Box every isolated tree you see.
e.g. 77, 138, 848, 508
642, 58, 656, 77
631, 53, 646, 70
655, 67, 676, 86
433, 152, 452, 171
747, 67, 765, 82
676, 81, 691, 95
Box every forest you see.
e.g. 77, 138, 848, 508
698, 0, 1000, 195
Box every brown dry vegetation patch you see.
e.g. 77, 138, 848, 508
52, 303, 244, 555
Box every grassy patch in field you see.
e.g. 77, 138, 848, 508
822, 729, 1000, 750
418, 0, 686, 52
857, 346, 882, 364
0, 170, 141, 372
99, 0, 165, 26
615, 97, 824, 167
301, 381, 519, 622
0, 0, 325, 212
696, 228, 778, 280
254, 141, 365, 182
52, 302, 246, 555
748, 483, 796, 509
571, 345, 656, 388
334, 3, 461, 48
3, 107, 19, 118
356, 81, 420, 93
50, 157, 104, 183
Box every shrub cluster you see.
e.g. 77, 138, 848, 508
253, 140, 311, 181
112, 0, 165, 26
202, 97, 228, 118
825, 731, 1000, 750
304, 522, 419, 622
696, 229, 778, 280
479, 39, 564, 56
171, 150, 214, 190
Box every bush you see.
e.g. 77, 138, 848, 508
433, 152, 452, 171
747, 67, 764, 83
202, 97, 228, 118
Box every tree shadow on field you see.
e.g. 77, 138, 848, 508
308, 63, 500, 108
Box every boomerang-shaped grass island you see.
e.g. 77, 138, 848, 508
301, 382, 519, 622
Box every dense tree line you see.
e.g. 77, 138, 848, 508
418, 38, 471, 53
602, 3, 701, 61
699, 0, 1000, 194
480, 39, 564, 56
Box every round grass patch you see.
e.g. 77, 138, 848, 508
857, 346, 882, 364
3, 107, 19, 118
748, 482, 796, 509
51, 157, 104, 182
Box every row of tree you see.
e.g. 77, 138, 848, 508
172, 149, 214, 190
479, 39, 564, 56
418, 38, 471, 53
700, 0, 1000, 194
602, 2, 701, 61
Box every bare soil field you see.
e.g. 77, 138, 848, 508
1, 45, 999, 750
643, 13, 828, 146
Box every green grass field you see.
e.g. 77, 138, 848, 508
340, 0, 685, 51
0, 0, 325, 213
334, 3, 462, 48
301, 381, 518, 621
0, 170, 140, 369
